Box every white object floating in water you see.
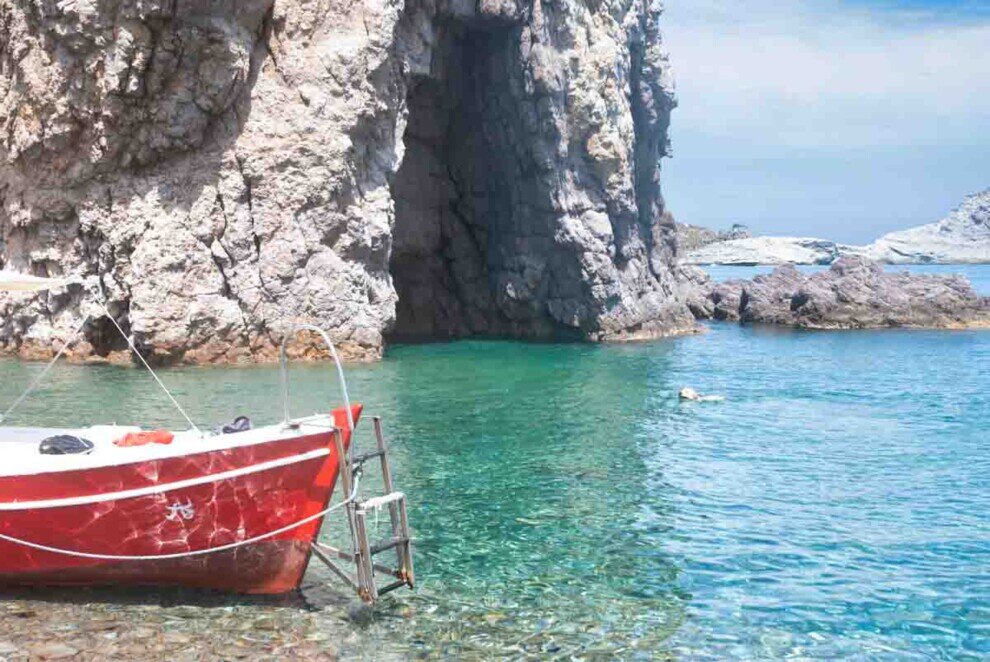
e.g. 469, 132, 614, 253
679, 387, 725, 403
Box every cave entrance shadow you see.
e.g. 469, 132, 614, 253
391, 25, 488, 344
386, 17, 597, 349
387, 24, 520, 345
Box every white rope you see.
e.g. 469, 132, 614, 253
0, 473, 361, 562
0, 315, 90, 424
1, 301, 199, 434
97, 301, 199, 433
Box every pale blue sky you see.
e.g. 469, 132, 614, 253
661, 0, 990, 243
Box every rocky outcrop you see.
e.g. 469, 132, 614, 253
675, 221, 749, 253
852, 189, 990, 264
694, 257, 990, 329
0, 0, 696, 364
684, 236, 840, 266
674, 262, 714, 321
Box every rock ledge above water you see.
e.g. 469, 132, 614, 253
694, 257, 990, 330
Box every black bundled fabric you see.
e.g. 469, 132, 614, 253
39, 435, 95, 455
218, 416, 252, 435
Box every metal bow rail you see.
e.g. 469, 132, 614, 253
279, 325, 414, 603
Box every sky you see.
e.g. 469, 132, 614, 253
661, 0, 990, 243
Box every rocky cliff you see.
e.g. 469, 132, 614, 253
0, 0, 696, 363
854, 189, 990, 264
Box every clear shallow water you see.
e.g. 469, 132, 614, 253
1, 325, 988, 659
705, 263, 990, 295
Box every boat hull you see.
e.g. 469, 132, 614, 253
0, 407, 361, 594
0, 541, 314, 594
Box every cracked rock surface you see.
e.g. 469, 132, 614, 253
853, 189, 990, 265
1, 0, 695, 363
694, 257, 990, 330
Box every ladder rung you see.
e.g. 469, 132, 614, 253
359, 492, 405, 511
377, 579, 410, 596
310, 545, 359, 591
314, 544, 405, 578
351, 450, 385, 465
370, 536, 409, 555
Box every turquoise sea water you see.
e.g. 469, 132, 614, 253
1, 322, 988, 658
705, 263, 990, 295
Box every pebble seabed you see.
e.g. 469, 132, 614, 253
0, 566, 397, 661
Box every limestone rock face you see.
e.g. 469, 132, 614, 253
695, 257, 990, 329
853, 189, 990, 265
683, 236, 840, 266
0, 0, 695, 363
675, 222, 749, 253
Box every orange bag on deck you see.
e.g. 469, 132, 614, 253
113, 429, 175, 447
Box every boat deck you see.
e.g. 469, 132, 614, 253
0, 425, 139, 465
0, 415, 338, 477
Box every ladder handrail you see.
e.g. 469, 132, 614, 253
310, 417, 414, 602
278, 323, 354, 433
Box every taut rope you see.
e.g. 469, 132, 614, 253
96, 301, 199, 433
0, 299, 199, 432
0, 315, 91, 425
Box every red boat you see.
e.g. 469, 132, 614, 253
0, 272, 413, 597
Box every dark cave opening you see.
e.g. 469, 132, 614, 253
387, 26, 504, 343
386, 22, 583, 345
84, 314, 130, 357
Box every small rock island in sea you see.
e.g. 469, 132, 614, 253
675, 189, 990, 330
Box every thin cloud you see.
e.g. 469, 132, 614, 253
664, 0, 990, 149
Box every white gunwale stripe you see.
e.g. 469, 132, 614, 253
0, 448, 330, 511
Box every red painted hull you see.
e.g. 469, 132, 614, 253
0, 407, 361, 594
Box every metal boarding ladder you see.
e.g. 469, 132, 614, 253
312, 418, 415, 602
279, 324, 414, 603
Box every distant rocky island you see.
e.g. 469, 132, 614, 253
681, 189, 990, 266
677, 189, 990, 330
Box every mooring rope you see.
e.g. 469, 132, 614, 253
96, 301, 200, 433
1, 300, 199, 433
0, 315, 91, 425
0, 473, 361, 561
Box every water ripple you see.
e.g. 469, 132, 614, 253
1, 325, 987, 658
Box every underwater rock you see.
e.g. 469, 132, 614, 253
0, 583, 365, 660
